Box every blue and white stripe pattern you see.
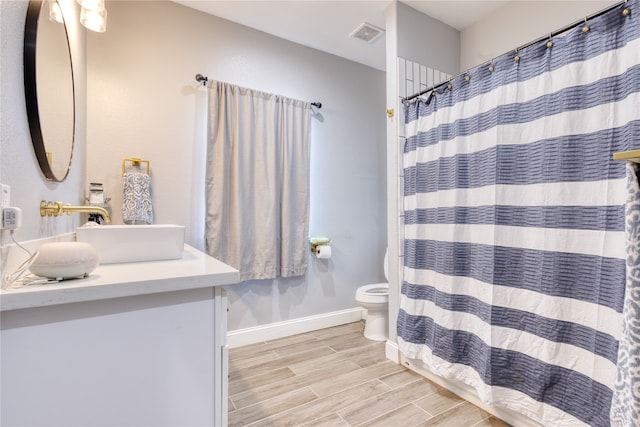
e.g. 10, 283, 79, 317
398, 2, 640, 426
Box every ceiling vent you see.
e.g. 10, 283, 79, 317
349, 22, 385, 44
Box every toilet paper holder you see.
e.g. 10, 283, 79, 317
309, 236, 331, 252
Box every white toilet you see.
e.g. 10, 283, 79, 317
356, 249, 389, 341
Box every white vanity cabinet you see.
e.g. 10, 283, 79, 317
0, 245, 239, 427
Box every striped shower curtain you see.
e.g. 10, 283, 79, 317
398, 2, 640, 426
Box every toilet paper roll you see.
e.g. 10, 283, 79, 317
316, 245, 332, 259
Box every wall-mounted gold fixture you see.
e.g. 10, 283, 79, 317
309, 236, 331, 252
613, 150, 640, 163
122, 157, 150, 176
386, 108, 394, 118
40, 200, 111, 223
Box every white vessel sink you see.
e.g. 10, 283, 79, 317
76, 224, 185, 264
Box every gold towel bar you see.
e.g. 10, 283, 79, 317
613, 150, 640, 163
122, 157, 150, 176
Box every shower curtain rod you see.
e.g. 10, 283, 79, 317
403, 0, 629, 102
195, 74, 322, 108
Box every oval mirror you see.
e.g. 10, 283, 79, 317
24, 0, 75, 182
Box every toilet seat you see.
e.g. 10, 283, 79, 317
356, 283, 389, 304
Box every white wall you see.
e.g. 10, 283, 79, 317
384, 1, 460, 356
461, 0, 618, 71
86, 0, 387, 332
397, 2, 460, 76
0, 0, 86, 245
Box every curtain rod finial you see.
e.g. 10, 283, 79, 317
195, 74, 208, 85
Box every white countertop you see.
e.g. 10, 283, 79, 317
0, 245, 239, 311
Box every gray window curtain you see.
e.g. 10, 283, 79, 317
205, 81, 311, 282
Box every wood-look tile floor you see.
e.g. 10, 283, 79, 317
228, 322, 512, 427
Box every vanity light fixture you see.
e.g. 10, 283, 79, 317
74, 0, 107, 32
48, 0, 63, 23
50, 0, 108, 32
76, 0, 104, 11
80, 6, 107, 32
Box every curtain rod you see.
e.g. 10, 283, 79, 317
195, 74, 322, 108
403, 0, 630, 102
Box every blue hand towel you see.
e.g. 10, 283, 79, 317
122, 172, 153, 224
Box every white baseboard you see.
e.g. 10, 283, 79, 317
227, 307, 365, 348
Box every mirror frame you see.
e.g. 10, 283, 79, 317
24, 0, 76, 182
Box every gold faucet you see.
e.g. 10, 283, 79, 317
40, 200, 111, 223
